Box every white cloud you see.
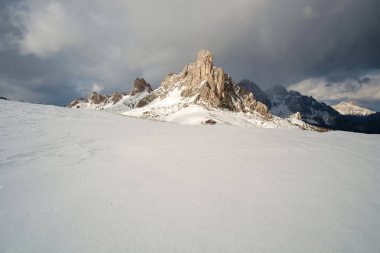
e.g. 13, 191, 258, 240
91, 82, 104, 93
302, 6, 316, 18
74, 81, 105, 97
1, 0, 379, 106
288, 72, 380, 103
18, 2, 78, 57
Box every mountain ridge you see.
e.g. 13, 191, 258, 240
67, 50, 323, 130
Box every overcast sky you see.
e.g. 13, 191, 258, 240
1, 0, 380, 110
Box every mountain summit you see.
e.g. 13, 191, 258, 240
129, 78, 153, 96
136, 50, 269, 116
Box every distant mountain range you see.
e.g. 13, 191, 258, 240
238, 80, 340, 127
68, 50, 379, 134
236, 80, 379, 133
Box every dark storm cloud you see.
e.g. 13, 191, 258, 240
0, 0, 379, 106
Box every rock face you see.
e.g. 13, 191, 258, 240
138, 50, 269, 116
88, 92, 107, 104
110, 92, 123, 104
129, 78, 153, 96
238, 80, 272, 108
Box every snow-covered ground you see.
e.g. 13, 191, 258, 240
1, 99, 380, 253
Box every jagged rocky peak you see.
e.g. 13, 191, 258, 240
129, 78, 153, 96
88, 92, 107, 104
144, 50, 269, 116
181, 50, 225, 104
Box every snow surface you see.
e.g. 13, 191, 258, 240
1, 99, 380, 253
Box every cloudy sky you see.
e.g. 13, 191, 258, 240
1, 0, 380, 110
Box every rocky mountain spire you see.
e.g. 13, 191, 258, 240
129, 78, 153, 96
141, 50, 269, 116
187, 50, 225, 103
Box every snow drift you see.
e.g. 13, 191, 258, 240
1, 99, 380, 253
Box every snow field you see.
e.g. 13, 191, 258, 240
1, 100, 380, 253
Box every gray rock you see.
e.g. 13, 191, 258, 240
129, 78, 153, 96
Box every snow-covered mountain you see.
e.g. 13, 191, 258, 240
235, 81, 380, 133
122, 50, 287, 128
68, 50, 322, 130
265, 84, 340, 126
67, 78, 153, 112
332, 101, 376, 116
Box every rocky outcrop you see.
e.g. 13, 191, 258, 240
67, 99, 82, 108
110, 92, 123, 104
138, 50, 270, 116
67, 92, 105, 108
129, 78, 153, 96
88, 92, 107, 104
238, 80, 272, 108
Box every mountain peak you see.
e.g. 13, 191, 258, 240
129, 78, 152, 96
196, 50, 213, 66
134, 50, 270, 117
88, 92, 107, 104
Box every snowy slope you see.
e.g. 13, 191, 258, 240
70, 91, 150, 113
333, 101, 376, 116
120, 87, 298, 128
1, 99, 380, 253
69, 88, 319, 130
